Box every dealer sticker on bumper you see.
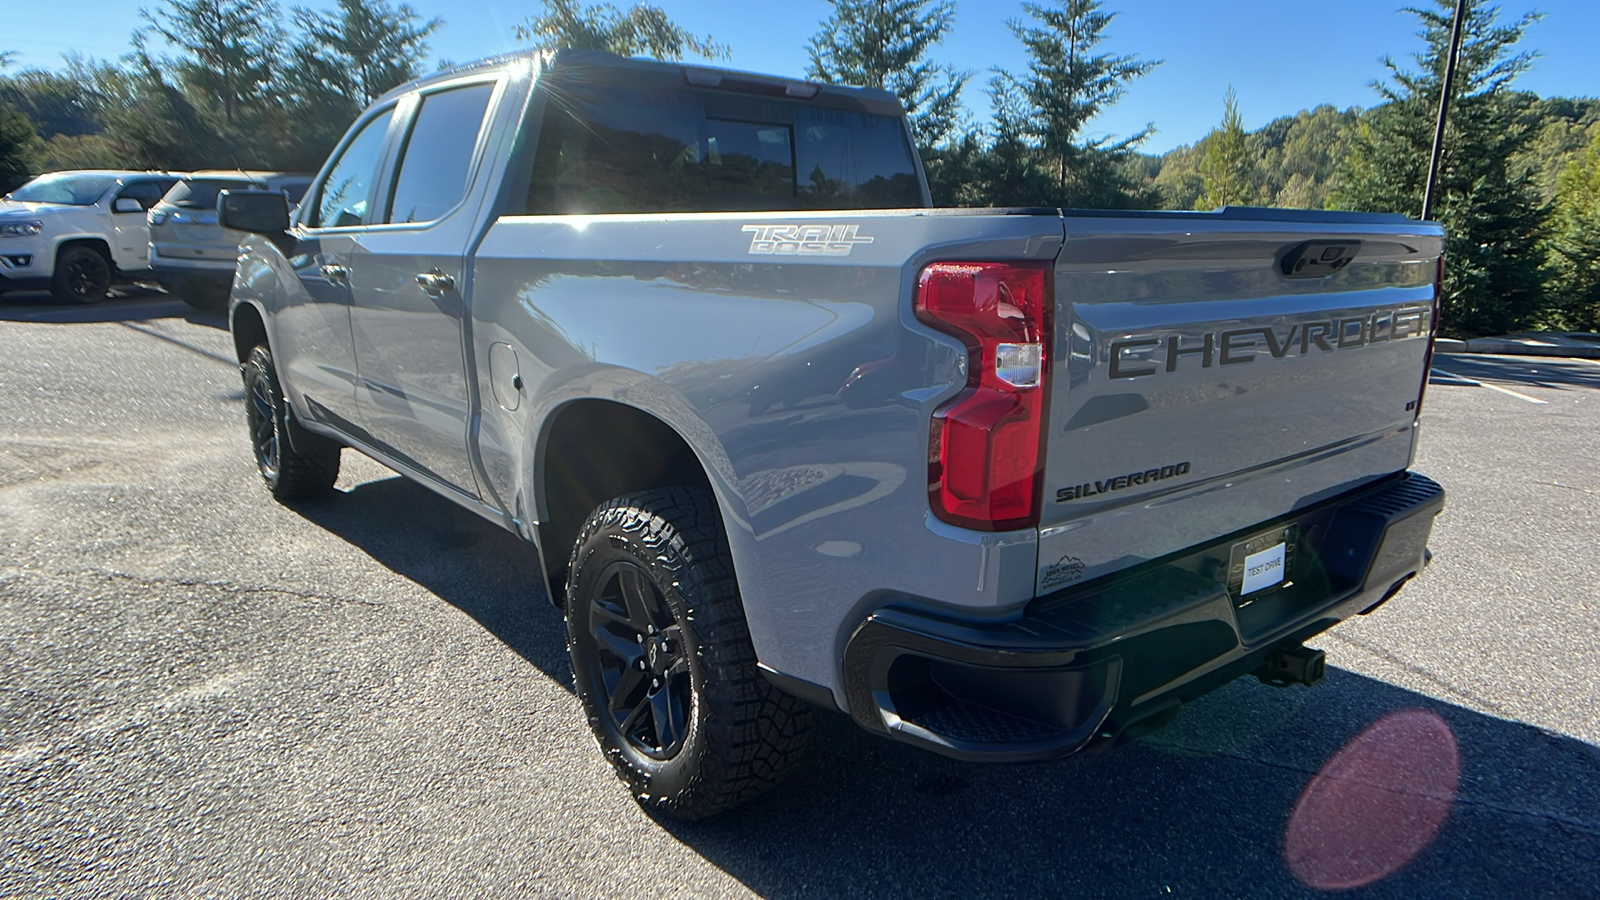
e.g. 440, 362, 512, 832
1228, 525, 1296, 603
1241, 542, 1288, 595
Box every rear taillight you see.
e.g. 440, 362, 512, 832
1415, 253, 1444, 418
915, 261, 1052, 531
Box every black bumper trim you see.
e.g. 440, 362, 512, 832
842, 471, 1444, 761
0, 274, 52, 293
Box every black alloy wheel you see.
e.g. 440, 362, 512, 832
246, 355, 282, 482
566, 488, 812, 820
240, 344, 340, 501
51, 245, 112, 303
584, 561, 693, 759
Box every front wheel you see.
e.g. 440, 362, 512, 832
51, 245, 112, 303
241, 344, 340, 501
566, 487, 812, 820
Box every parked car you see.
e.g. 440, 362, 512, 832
220, 49, 1445, 820
0, 170, 182, 303
149, 171, 312, 309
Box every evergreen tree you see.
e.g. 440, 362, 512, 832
973, 73, 1058, 207
278, 0, 440, 169
100, 43, 239, 169
139, 0, 283, 127
1329, 0, 1548, 337
1545, 129, 1600, 329
805, 0, 968, 150
994, 0, 1159, 208
0, 68, 104, 139
1196, 86, 1254, 209
288, 0, 439, 108
515, 0, 729, 60
0, 102, 35, 193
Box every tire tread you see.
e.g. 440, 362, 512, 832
567, 486, 812, 820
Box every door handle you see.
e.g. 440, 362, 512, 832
416, 269, 455, 296
319, 263, 349, 285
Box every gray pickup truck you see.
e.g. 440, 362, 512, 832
219, 49, 1446, 819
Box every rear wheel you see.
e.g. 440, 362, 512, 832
241, 344, 339, 501
566, 487, 811, 820
51, 245, 112, 303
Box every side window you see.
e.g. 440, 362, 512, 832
309, 108, 395, 228
116, 180, 170, 210
385, 83, 496, 224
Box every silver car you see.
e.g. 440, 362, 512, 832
148, 171, 311, 309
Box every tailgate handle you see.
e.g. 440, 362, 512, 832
1280, 240, 1361, 279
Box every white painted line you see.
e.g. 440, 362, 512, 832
1431, 367, 1548, 404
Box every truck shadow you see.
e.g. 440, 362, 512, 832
288, 473, 571, 682
289, 473, 1600, 897
673, 672, 1600, 898
0, 288, 227, 330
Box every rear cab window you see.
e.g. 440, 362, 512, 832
384, 82, 498, 225
522, 71, 922, 214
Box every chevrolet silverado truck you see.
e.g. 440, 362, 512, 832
0, 170, 180, 302
218, 49, 1446, 819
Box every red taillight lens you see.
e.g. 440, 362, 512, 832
1416, 253, 1444, 418
915, 261, 1053, 531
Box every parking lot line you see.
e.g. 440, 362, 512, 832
1429, 367, 1548, 405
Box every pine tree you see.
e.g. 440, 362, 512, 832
288, 0, 439, 108
1330, 0, 1549, 337
140, 0, 283, 127
0, 102, 35, 193
995, 0, 1159, 208
1196, 86, 1254, 209
278, 0, 440, 168
515, 0, 728, 61
1545, 129, 1600, 329
805, 0, 968, 150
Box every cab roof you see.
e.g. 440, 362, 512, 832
375, 48, 905, 118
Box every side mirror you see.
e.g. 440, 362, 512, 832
219, 190, 291, 235
112, 197, 144, 214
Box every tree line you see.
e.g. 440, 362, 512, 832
1, 0, 1595, 335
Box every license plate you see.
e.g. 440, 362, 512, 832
1227, 525, 1296, 603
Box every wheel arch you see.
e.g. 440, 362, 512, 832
53, 237, 115, 275
230, 300, 269, 363
534, 397, 719, 605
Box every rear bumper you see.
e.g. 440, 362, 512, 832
841, 471, 1445, 761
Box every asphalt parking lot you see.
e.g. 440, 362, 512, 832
2, 293, 1598, 897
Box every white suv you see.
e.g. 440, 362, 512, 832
0, 170, 182, 303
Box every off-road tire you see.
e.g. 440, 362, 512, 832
566, 487, 811, 820
51, 245, 112, 303
242, 344, 340, 501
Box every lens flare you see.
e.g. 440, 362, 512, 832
1285, 709, 1459, 890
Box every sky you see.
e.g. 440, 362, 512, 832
6, 0, 1599, 155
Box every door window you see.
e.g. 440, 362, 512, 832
309, 108, 395, 228
384, 83, 496, 225
115, 179, 173, 210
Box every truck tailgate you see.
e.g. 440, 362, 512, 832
1036, 211, 1443, 595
